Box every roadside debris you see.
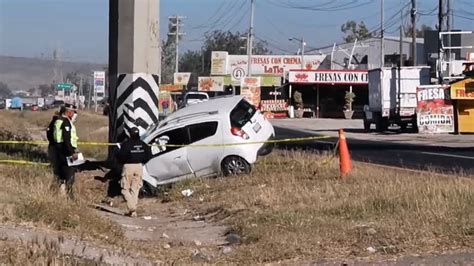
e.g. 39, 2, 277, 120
222, 246, 232, 255
365, 228, 377, 235
191, 250, 210, 262
225, 233, 242, 245
181, 189, 194, 197
193, 215, 205, 221
367, 247, 376, 253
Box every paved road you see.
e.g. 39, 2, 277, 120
274, 126, 474, 175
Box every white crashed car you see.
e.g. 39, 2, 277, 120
141, 96, 275, 188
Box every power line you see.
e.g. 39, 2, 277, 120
216, 1, 248, 33
418, 5, 438, 16
366, 1, 411, 36
225, 6, 250, 32
453, 14, 474, 21
254, 35, 295, 54
265, 0, 376, 12
190, 1, 235, 30
202, 1, 246, 36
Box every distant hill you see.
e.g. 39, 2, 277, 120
0, 55, 105, 91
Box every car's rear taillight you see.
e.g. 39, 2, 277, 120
231, 127, 249, 140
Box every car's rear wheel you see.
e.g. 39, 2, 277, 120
221, 156, 251, 176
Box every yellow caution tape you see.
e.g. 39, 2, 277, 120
0, 136, 336, 167
159, 135, 333, 148
78, 141, 115, 147
0, 140, 49, 145
0, 160, 49, 166
0, 135, 333, 148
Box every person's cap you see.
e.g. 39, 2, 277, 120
59, 105, 66, 114
129, 127, 140, 138
64, 103, 77, 111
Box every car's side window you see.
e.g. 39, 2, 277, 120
187, 121, 218, 143
151, 127, 190, 156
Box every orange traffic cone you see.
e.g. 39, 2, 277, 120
338, 129, 352, 177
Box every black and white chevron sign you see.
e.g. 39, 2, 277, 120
115, 73, 160, 141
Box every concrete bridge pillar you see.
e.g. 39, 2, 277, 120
108, 0, 161, 143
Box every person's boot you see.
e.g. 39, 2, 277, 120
59, 183, 67, 197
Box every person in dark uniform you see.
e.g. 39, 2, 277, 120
116, 127, 152, 217
47, 105, 66, 179
53, 103, 80, 197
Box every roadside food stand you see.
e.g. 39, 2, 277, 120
288, 69, 369, 118
160, 84, 184, 111
450, 78, 474, 133
210, 52, 325, 118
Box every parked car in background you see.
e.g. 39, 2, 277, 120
141, 96, 275, 188
49, 100, 65, 109
180, 92, 209, 108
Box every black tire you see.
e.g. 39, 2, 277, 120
375, 118, 389, 132
140, 182, 160, 198
221, 156, 251, 177
258, 143, 274, 156
363, 120, 371, 132
400, 123, 407, 131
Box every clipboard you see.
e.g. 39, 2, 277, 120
67, 152, 85, 166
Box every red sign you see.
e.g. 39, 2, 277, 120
289, 70, 368, 85
260, 100, 288, 112
416, 85, 454, 133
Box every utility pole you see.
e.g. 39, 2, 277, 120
88, 77, 92, 110
447, 0, 452, 76
79, 75, 83, 109
168, 15, 186, 73
399, 8, 404, 67
438, 0, 446, 83
411, 0, 417, 66
301, 37, 305, 69
247, 0, 255, 77
447, 0, 451, 32
380, 0, 385, 68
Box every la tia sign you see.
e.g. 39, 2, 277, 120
252, 57, 304, 74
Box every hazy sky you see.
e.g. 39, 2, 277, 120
0, 0, 472, 63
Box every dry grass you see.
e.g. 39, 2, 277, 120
0, 164, 123, 245
168, 150, 474, 263
0, 110, 109, 159
0, 239, 99, 265
0, 110, 472, 263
